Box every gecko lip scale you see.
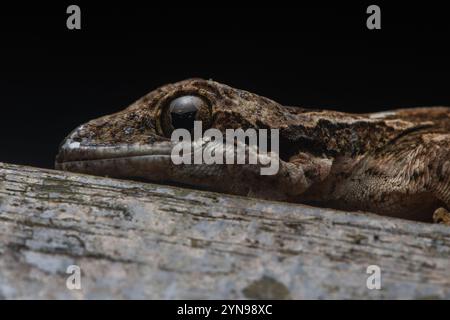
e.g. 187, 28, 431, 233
55, 138, 174, 162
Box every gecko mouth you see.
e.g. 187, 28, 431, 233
55, 138, 178, 180
55, 136, 232, 189
54, 135, 281, 199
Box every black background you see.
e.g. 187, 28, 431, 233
0, 299, 437, 318
1, 2, 449, 169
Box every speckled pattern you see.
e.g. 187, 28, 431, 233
56, 79, 450, 223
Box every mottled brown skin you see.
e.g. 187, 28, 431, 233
56, 79, 450, 223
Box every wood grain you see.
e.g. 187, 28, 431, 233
0, 162, 449, 299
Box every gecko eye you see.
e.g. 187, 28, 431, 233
169, 96, 203, 131
160, 95, 212, 137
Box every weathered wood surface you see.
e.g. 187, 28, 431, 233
0, 161, 450, 299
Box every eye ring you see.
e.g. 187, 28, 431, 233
157, 92, 212, 138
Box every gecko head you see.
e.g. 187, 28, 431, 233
55, 78, 287, 196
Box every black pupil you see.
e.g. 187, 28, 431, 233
169, 96, 202, 131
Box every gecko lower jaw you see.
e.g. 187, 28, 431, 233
55, 138, 176, 180
55, 137, 281, 198
54, 138, 247, 195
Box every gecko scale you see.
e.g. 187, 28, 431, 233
56, 79, 450, 224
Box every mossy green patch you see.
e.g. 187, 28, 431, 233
243, 275, 291, 299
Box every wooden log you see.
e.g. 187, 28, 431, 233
0, 161, 449, 299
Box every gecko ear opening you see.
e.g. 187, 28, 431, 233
160, 94, 212, 137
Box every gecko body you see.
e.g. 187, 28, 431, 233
56, 79, 450, 223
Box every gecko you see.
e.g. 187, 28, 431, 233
55, 78, 450, 224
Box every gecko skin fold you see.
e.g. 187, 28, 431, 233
56, 78, 450, 224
